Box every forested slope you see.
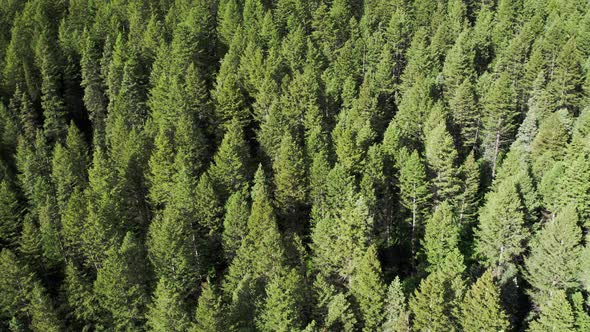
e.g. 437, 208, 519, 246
0, 0, 590, 331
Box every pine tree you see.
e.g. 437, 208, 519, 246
409, 249, 465, 332
350, 245, 386, 331
442, 29, 475, 99
530, 111, 569, 181
193, 281, 224, 332
524, 205, 583, 305
82, 148, 122, 269
51, 123, 88, 213
422, 201, 461, 271
482, 72, 519, 177
60, 188, 86, 261
257, 268, 305, 332
27, 283, 63, 332
147, 278, 192, 332
224, 166, 286, 296
397, 150, 431, 267
457, 152, 480, 232
217, 0, 242, 46
382, 276, 410, 332
94, 232, 148, 330
63, 263, 99, 330
459, 269, 510, 332
0, 180, 21, 247
528, 290, 575, 332
147, 196, 200, 301
273, 131, 307, 225
449, 78, 480, 152
0, 249, 34, 325
475, 179, 528, 274
571, 292, 590, 331
222, 189, 250, 262
208, 119, 251, 202
36, 31, 67, 143
546, 38, 585, 114
555, 149, 590, 224
324, 293, 358, 332
424, 120, 461, 204
194, 172, 224, 236
312, 178, 372, 284
80, 31, 107, 144
18, 215, 43, 273
147, 126, 176, 209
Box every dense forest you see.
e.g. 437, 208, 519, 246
0, 0, 589, 331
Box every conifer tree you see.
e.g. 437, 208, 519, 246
422, 201, 461, 271
94, 232, 148, 330
409, 250, 465, 332
397, 150, 431, 266
51, 123, 88, 213
475, 179, 528, 274
312, 177, 372, 284
208, 119, 251, 202
63, 263, 99, 330
147, 177, 201, 301
193, 173, 224, 262
449, 78, 480, 152
350, 245, 386, 331
442, 29, 475, 99
27, 283, 63, 332
80, 32, 107, 144
530, 111, 569, 180
82, 148, 122, 269
0, 180, 20, 248
571, 292, 590, 331
257, 268, 305, 332
546, 38, 585, 114
528, 290, 575, 332
224, 166, 286, 296
222, 189, 250, 262
146, 278, 191, 332
36, 31, 67, 143
554, 149, 590, 223
273, 131, 307, 225
382, 276, 410, 332
482, 72, 519, 177
457, 152, 480, 231
524, 205, 583, 305
324, 293, 358, 332
18, 216, 43, 273
147, 126, 176, 209
459, 270, 510, 332
193, 281, 225, 332
424, 120, 461, 204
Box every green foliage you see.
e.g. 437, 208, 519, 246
409, 250, 465, 332
208, 119, 251, 201
350, 245, 386, 331
0, 1, 589, 330
382, 276, 410, 331
528, 290, 575, 332
257, 268, 305, 332
524, 205, 583, 305
0, 180, 20, 247
475, 179, 528, 273
422, 201, 460, 271
424, 120, 461, 204
224, 166, 286, 296
459, 269, 510, 332
222, 189, 250, 262
193, 281, 224, 332
94, 232, 148, 330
